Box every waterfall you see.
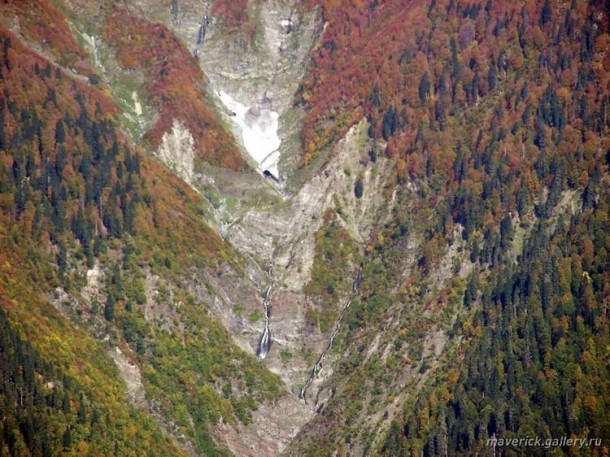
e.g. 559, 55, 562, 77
196, 15, 208, 45
194, 1, 211, 50
299, 264, 363, 404
256, 285, 272, 360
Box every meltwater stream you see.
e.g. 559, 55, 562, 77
299, 265, 363, 404
256, 285, 273, 360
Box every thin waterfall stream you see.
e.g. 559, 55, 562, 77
299, 264, 363, 404
256, 284, 273, 360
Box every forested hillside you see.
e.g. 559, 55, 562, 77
0, 16, 281, 456
104, 6, 244, 170
0, 0, 608, 456
381, 187, 609, 457
285, 0, 609, 455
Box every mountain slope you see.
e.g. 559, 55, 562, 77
0, 0, 608, 456
0, 15, 301, 456
283, 0, 610, 455
0, 234, 188, 457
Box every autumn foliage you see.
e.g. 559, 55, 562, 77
1, 0, 92, 74
104, 7, 244, 170
296, 0, 610, 265
289, 1, 610, 455
0, 24, 232, 269
211, 0, 252, 35
0, 20, 279, 455
300, 0, 609, 183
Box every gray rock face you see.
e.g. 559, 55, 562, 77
155, 119, 196, 186
63, 1, 393, 454
202, 119, 393, 412
158, 4, 393, 449
181, 0, 321, 180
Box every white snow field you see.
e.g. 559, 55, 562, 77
218, 90, 281, 180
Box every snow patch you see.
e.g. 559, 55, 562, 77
217, 90, 281, 180
280, 19, 294, 31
